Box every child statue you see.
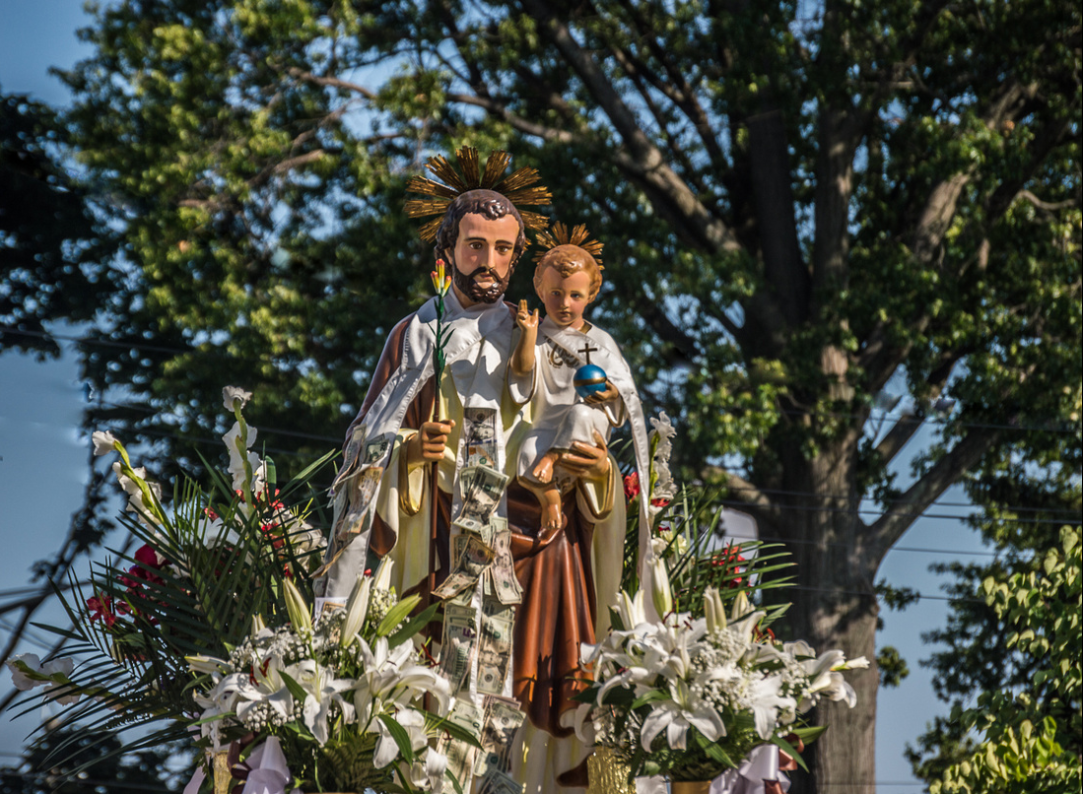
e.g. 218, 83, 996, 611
510, 223, 635, 533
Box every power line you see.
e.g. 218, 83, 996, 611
5, 325, 1078, 435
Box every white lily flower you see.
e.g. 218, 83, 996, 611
222, 386, 253, 412
372, 557, 395, 592
91, 431, 118, 456
745, 674, 796, 739
409, 746, 448, 794
639, 677, 724, 751
185, 654, 230, 676
374, 707, 429, 768
572, 701, 597, 744
353, 637, 450, 726
838, 655, 870, 669
286, 659, 356, 745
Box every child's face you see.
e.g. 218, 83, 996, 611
537, 266, 592, 329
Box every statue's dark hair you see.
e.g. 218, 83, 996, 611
434, 189, 527, 263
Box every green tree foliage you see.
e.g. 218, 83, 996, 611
0, 729, 187, 793
908, 426, 1082, 785
0, 90, 117, 357
918, 526, 1081, 793
4, 1, 1080, 791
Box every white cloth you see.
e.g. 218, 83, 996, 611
240, 737, 302, 794
713, 745, 791, 794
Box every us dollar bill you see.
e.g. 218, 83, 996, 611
476, 606, 514, 695
342, 466, 383, 534
462, 407, 498, 469
433, 533, 495, 601
474, 695, 526, 781
476, 768, 524, 794
453, 515, 495, 545
437, 698, 484, 782
439, 604, 478, 694
459, 464, 509, 526
333, 425, 367, 491
490, 527, 523, 605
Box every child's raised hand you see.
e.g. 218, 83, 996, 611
516, 299, 540, 331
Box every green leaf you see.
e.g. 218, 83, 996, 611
377, 713, 416, 765
277, 669, 309, 705
788, 724, 828, 745
388, 602, 440, 649
770, 733, 808, 772
376, 594, 422, 637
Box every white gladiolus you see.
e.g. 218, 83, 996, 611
222, 385, 252, 412
6, 654, 80, 705
91, 431, 118, 456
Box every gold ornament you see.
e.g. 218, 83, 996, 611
404, 146, 552, 242
532, 221, 605, 269
587, 747, 636, 794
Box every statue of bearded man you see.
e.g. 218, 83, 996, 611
315, 150, 632, 793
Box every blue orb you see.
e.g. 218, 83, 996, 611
574, 364, 608, 398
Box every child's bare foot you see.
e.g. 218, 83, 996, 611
542, 499, 564, 533
532, 452, 558, 484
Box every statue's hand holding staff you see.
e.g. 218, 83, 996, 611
406, 419, 456, 469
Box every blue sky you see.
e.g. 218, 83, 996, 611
0, 1, 990, 788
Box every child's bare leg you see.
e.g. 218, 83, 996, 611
532, 450, 560, 484
517, 475, 565, 534
539, 484, 564, 532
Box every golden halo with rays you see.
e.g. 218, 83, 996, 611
532, 222, 605, 269
403, 146, 552, 243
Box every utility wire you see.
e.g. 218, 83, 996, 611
4, 325, 1078, 435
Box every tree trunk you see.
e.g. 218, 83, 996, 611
776, 437, 879, 794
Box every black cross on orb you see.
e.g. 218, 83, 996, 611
578, 341, 599, 365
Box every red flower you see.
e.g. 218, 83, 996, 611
650, 497, 671, 508
87, 595, 117, 627
134, 544, 164, 570
708, 544, 748, 589
623, 472, 640, 501
204, 506, 219, 520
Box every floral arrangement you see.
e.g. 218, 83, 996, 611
575, 572, 869, 782
5, 387, 469, 793
186, 565, 459, 793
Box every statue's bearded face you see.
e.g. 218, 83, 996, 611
445, 212, 520, 305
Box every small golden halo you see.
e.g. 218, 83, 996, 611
532, 222, 604, 269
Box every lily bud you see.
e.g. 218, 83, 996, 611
616, 589, 646, 630
251, 614, 266, 636
372, 558, 395, 592
731, 590, 751, 621
704, 586, 726, 634
650, 557, 673, 618
282, 578, 313, 633
341, 574, 373, 649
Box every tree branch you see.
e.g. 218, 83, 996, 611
287, 68, 376, 100
446, 94, 577, 143
519, 0, 742, 255
866, 428, 1000, 564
